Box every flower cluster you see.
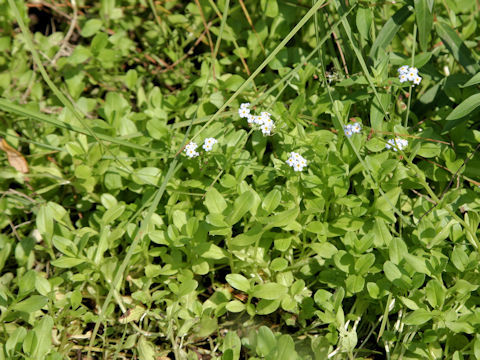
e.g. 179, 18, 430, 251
385, 137, 408, 152
343, 122, 362, 138
239, 103, 275, 136
202, 137, 217, 151
398, 65, 422, 86
286, 152, 307, 172
184, 138, 217, 158
184, 142, 200, 158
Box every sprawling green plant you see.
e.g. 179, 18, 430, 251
1, 0, 480, 359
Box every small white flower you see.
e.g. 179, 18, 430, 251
240, 102, 250, 109
261, 123, 273, 135
293, 163, 303, 172
398, 65, 409, 74
344, 124, 353, 138
202, 137, 217, 151
263, 118, 274, 127
399, 73, 408, 83
351, 123, 362, 134
386, 137, 408, 152
238, 107, 250, 118
407, 67, 418, 81
247, 114, 255, 124
413, 76, 422, 86
286, 152, 307, 172
184, 142, 199, 158
254, 115, 264, 125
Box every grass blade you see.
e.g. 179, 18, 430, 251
415, 0, 433, 51
446, 93, 480, 121
435, 21, 480, 75
368, 6, 412, 61
0, 98, 165, 154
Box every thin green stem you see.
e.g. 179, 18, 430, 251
404, 24, 417, 128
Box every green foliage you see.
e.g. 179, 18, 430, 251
1, 0, 480, 359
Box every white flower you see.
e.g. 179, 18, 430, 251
184, 142, 200, 158
286, 152, 307, 172
351, 123, 362, 134
254, 115, 264, 125
398, 66, 421, 85
238, 107, 250, 118
293, 163, 303, 172
202, 137, 217, 152
385, 137, 408, 152
240, 102, 250, 109
344, 124, 353, 138
247, 114, 255, 124
398, 65, 409, 75
261, 123, 273, 135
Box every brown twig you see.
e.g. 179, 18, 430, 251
159, 21, 213, 74
323, 9, 349, 77
410, 189, 437, 204
193, 0, 216, 79
239, 0, 265, 55
51, 0, 78, 65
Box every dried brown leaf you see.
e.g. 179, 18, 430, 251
0, 138, 29, 174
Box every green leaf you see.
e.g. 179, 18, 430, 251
262, 189, 281, 213
460, 72, 480, 87
345, 274, 365, 294
101, 204, 125, 224
226, 274, 251, 292
451, 246, 468, 272
230, 223, 263, 247
356, 7, 373, 41
425, 279, 445, 308
369, 6, 412, 60
227, 191, 255, 225
251, 283, 287, 300
32, 315, 54, 359
261, 0, 278, 17
309, 242, 338, 259
256, 299, 281, 315
222, 331, 241, 360
404, 253, 431, 276
446, 94, 480, 120
132, 167, 161, 185
389, 237, 408, 264
355, 254, 375, 275
51, 256, 85, 268
436, 21, 480, 75
383, 260, 402, 282
415, 0, 433, 51
276, 335, 297, 360
13, 295, 48, 313
5, 326, 26, 357
256, 326, 276, 357
270, 258, 288, 272
370, 93, 390, 132
263, 207, 299, 230
417, 142, 441, 158
403, 308, 432, 325
81, 19, 103, 37
204, 187, 227, 214
200, 243, 227, 260
137, 336, 155, 360
226, 300, 246, 313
